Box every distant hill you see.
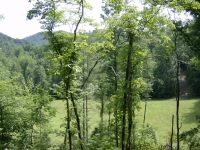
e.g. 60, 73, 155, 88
0, 32, 48, 52
0, 32, 33, 51
23, 32, 47, 44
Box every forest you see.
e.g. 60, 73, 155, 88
1, 0, 200, 149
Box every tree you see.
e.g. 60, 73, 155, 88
150, 36, 175, 99
102, 1, 175, 149
0, 75, 55, 149
27, 0, 90, 149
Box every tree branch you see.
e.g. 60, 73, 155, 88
81, 57, 101, 89
73, 0, 84, 43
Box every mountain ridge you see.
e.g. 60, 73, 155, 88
0, 32, 33, 51
0, 32, 47, 51
23, 32, 47, 44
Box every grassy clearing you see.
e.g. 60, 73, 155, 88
50, 99, 105, 131
137, 99, 200, 144
50, 98, 200, 145
50, 99, 105, 145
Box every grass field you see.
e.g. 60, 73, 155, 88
50, 98, 200, 145
137, 99, 200, 144
50, 99, 106, 145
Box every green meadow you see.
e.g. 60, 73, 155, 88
50, 98, 200, 145
137, 99, 200, 144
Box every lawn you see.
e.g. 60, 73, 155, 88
50, 98, 200, 145
50, 99, 106, 145
137, 99, 200, 144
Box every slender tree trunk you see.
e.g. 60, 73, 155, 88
108, 92, 111, 136
81, 55, 97, 144
100, 91, 104, 134
113, 44, 119, 147
82, 56, 86, 142
175, 40, 180, 150
108, 110, 111, 136
82, 96, 85, 141
65, 1, 84, 149
85, 56, 89, 143
170, 115, 174, 150
126, 81, 133, 150
122, 92, 127, 150
176, 65, 180, 150
122, 32, 134, 150
173, 10, 180, 150
81, 55, 89, 144
82, 54, 89, 144
64, 81, 72, 150
70, 93, 83, 150
173, 19, 180, 150
126, 33, 134, 150
143, 100, 147, 125
86, 94, 88, 142
0, 107, 3, 140
115, 107, 119, 147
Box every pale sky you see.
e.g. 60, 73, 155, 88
0, 0, 191, 39
0, 0, 102, 39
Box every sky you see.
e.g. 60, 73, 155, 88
0, 0, 102, 39
0, 0, 192, 39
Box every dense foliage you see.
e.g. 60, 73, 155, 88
0, 0, 200, 149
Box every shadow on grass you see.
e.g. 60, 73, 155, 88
182, 99, 200, 124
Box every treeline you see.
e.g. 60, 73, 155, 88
0, 34, 55, 149
0, 33, 62, 91
0, 30, 199, 99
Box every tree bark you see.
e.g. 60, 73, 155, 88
170, 115, 174, 150
122, 32, 134, 150
126, 33, 134, 150
64, 81, 72, 150
143, 100, 147, 124
173, 14, 180, 149
175, 34, 180, 150
113, 29, 119, 147
70, 93, 83, 150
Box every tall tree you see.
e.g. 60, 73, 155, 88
102, 1, 174, 149
27, 0, 114, 149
